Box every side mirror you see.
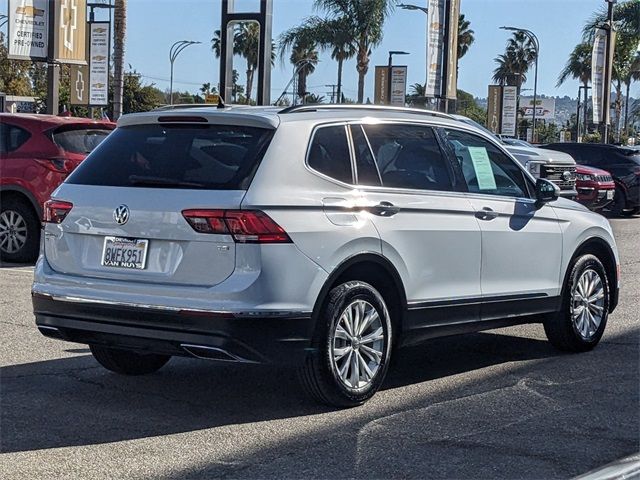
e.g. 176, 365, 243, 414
535, 178, 559, 207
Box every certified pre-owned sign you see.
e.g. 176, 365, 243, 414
8, 0, 49, 60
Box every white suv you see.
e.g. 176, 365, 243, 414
33, 105, 620, 407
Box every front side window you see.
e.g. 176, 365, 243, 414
444, 128, 530, 198
307, 125, 353, 184
362, 123, 454, 191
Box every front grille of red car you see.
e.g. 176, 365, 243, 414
596, 175, 613, 182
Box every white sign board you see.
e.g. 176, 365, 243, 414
520, 97, 556, 120
425, 0, 445, 97
8, 0, 49, 60
389, 66, 407, 107
501, 86, 518, 136
89, 22, 110, 106
591, 28, 607, 124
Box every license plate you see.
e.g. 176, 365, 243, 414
101, 236, 148, 269
606, 190, 614, 200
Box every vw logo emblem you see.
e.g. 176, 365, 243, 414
113, 205, 130, 225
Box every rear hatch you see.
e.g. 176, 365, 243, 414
44, 119, 274, 287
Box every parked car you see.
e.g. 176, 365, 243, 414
0, 114, 115, 262
33, 105, 620, 407
453, 115, 578, 198
575, 164, 616, 211
541, 143, 640, 216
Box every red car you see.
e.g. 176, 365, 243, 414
575, 164, 615, 211
0, 114, 115, 262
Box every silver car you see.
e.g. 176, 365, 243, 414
33, 105, 620, 407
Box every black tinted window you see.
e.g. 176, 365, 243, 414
444, 129, 529, 198
67, 124, 273, 190
308, 125, 353, 184
350, 125, 381, 186
362, 124, 453, 191
52, 126, 112, 154
0, 124, 30, 153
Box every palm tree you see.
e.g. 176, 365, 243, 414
113, 0, 126, 120
622, 52, 640, 134
457, 13, 474, 65
557, 43, 593, 135
315, 0, 394, 104
289, 39, 319, 100
492, 32, 535, 88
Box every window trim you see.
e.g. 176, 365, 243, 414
348, 124, 383, 187
439, 126, 535, 201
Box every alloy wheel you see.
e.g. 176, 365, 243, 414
331, 299, 386, 391
571, 269, 605, 340
0, 210, 28, 255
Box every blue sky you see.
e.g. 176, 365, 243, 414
5, 0, 634, 101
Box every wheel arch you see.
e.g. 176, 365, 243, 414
565, 237, 619, 313
312, 253, 408, 337
0, 186, 42, 218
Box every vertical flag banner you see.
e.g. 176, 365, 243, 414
53, 0, 87, 64
374, 66, 389, 105
89, 22, 110, 106
70, 64, 89, 104
501, 86, 518, 136
445, 0, 460, 99
7, 0, 49, 60
591, 28, 607, 124
425, 0, 445, 97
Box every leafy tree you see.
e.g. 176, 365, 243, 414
455, 89, 486, 126
314, 0, 394, 103
0, 32, 32, 96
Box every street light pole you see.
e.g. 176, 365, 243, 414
169, 40, 201, 105
501, 26, 539, 142
388, 50, 410, 106
398, 4, 428, 107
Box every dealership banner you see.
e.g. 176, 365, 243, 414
425, 0, 445, 97
89, 22, 110, 106
520, 96, 556, 120
53, 0, 87, 64
445, 0, 460, 99
389, 66, 408, 106
487, 85, 502, 134
374, 66, 389, 105
501, 86, 517, 136
591, 27, 614, 125
70, 64, 89, 105
7, 0, 49, 60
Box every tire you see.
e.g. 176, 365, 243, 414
299, 281, 393, 408
89, 344, 171, 375
544, 254, 609, 352
0, 197, 40, 263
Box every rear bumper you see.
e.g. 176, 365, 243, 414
33, 293, 315, 364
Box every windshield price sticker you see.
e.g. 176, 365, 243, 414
468, 146, 497, 191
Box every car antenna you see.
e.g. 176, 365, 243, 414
217, 96, 225, 109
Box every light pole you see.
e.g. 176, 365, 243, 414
398, 4, 429, 108
388, 50, 410, 105
397, 3, 428, 14
169, 40, 201, 105
500, 26, 539, 142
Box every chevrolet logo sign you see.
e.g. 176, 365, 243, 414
16, 5, 45, 17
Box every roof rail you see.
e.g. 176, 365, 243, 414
278, 104, 455, 120
153, 104, 223, 111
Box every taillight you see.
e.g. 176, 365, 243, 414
182, 209, 291, 243
43, 200, 73, 223
35, 157, 75, 173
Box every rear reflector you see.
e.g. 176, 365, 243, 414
43, 200, 73, 223
182, 209, 291, 243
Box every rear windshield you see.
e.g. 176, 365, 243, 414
52, 126, 113, 154
67, 124, 274, 190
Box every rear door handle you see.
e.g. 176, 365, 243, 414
367, 201, 400, 217
475, 206, 499, 221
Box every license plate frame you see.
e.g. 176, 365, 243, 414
606, 190, 614, 200
101, 236, 149, 270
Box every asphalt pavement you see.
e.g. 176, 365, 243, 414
0, 218, 638, 479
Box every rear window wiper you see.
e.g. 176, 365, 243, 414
128, 175, 207, 189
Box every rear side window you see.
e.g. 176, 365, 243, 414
67, 124, 274, 190
52, 126, 112, 154
307, 125, 353, 184
362, 123, 454, 191
350, 125, 382, 186
0, 124, 31, 154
